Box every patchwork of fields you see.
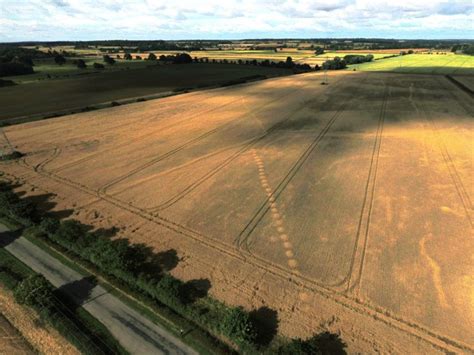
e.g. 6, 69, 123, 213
1, 71, 472, 353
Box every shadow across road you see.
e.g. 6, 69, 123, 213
0, 228, 22, 247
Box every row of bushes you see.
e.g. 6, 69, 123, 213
0, 47, 48, 77
0, 61, 34, 77
0, 179, 347, 353
451, 44, 474, 55
123, 51, 315, 72
322, 57, 347, 70
190, 56, 315, 72
343, 54, 374, 65
0, 245, 126, 354
321, 54, 376, 70
38, 219, 261, 350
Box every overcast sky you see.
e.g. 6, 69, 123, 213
1, 0, 472, 42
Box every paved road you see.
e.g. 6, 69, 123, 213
0, 224, 197, 355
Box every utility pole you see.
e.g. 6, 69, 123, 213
322, 68, 328, 85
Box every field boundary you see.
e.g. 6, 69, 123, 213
445, 75, 474, 97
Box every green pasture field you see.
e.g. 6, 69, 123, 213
7, 57, 151, 84
348, 53, 474, 74
0, 63, 292, 121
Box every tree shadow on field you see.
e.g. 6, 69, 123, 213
115, 241, 180, 276
92, 226, 120, 239
249, 306, 279, 347
312, 331, 347, 355
179, 278, 211, 304
46, 208, 74, 220
21, 192, 74, 220
150, 249, 180, 272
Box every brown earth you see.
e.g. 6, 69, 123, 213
0, 70, 472, 353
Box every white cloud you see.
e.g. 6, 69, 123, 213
0, 0, 472, 40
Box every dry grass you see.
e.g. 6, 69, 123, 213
0, 285, 79, 354
0, 314, 33, 354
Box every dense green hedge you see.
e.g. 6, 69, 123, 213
343, 54, 374, 65
322, 57, 347, 70
39, 217, 258, 350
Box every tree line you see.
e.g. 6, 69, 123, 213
452, 44, 474, 55
0, 47, 42, 77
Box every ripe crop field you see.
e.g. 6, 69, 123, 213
351, 53, 474, 74
1, 71, 472, 353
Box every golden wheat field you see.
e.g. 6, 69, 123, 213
1, 70, 472, 353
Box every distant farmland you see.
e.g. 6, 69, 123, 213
1, 70, 472, 353
350, 53, 474, 74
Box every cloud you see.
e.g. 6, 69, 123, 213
0, 0, 472, 41
437, 1, 473, 15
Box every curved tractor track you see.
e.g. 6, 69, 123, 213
96, 75, 322, 198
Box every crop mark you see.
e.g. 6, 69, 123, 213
250, 149, 298, 270
0, 129, 14, 154
125, 75, 347, 212
237, 111, 342, 249
413, 81, 473, 227
419, 233, 450, 308
237, 74, 370, 251
251, 148, 314, 311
